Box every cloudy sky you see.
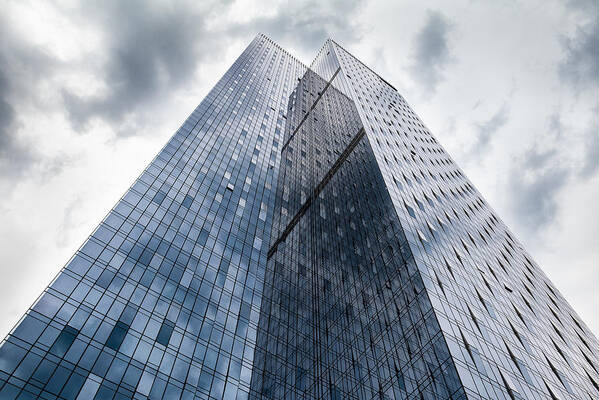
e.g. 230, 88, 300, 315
1, 0, 598, 339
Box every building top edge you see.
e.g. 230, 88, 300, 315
255, 33, 309, 68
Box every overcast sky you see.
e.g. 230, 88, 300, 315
1, 0, 598, 340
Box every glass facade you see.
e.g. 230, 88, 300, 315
1, 34, 598, 400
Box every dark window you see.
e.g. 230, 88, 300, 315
156, 319, 175, 346
397, 370, 406, 391
96, 269, 115, 289
182, 195, 193, 208
50, 326, 79, 357
106, 321, 129, 351
404, 203, 416, 218
152, 191, 167, 205
198, 229, 209, 246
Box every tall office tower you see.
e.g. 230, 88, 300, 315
1, 35, 598, 400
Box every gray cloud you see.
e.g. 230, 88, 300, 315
560, 0, 599, 88
559, 23, 599, 88
60, 0, 365, 135
547, 112, 565, 139
0, 96, 34, 179
580, 113, 599, 178
558, 3, 599, 181
242, 0, 365, 54
62, 1, 230, 135
566, 0, 599, 9
525, 147, 558, 170
540, 112, 599, 181
0, 15, 59, 179
469, 104, 509, 157
508, 147, 569, 234
506, 113, 571, 235
0, 75, 23, 170
408, 10, 453, 94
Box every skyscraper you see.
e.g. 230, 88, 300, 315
0, 33, 598, 399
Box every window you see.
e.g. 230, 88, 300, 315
461, 329, 487, 376
50, 325, 79, 357
182, 195, 193, 208
152, 191, 167, 205
404, 202, 416, 218
157, 320, 175, 346
505, 342, 533, 385
546, 356, 574, 394
500, 371, 522, 400
106, 321, 129, 351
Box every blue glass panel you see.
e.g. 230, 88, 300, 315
49, 326, 79, 358
105, 322, 128, 351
